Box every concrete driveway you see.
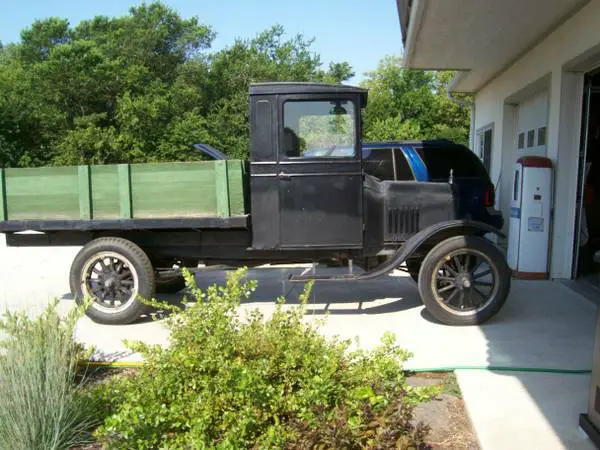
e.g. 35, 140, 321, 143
0, 235, 597, 449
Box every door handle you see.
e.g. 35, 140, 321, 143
278, 171, 292, 180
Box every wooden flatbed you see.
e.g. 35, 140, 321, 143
0, 160, 247, 227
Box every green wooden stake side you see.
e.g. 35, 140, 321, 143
78, 165, 92, 220
0, 160, 247, 221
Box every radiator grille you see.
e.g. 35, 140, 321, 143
387, 207, 420, 240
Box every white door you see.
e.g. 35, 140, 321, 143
516, 91, 549, 157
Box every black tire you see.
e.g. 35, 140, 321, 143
417, 235, 510, 326
70, 237, 155, 325
155, 272, 186, 294
406, 259, 422, 283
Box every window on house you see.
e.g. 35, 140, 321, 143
518, 132, 525, 150
527, 129, 535, 148
476, 126, 493, 174
537, 126, 547, 146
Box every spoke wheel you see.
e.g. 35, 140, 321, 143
70, 238, 155, 325
432, 250, 498, 316
417, 235, 511, 326
81, 252, 139, 314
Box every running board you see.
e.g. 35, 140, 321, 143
289, 260, 362, 282
289, 272, 361, 282
290, 241, 413, 283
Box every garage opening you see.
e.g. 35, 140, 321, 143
575, 71, 600, 288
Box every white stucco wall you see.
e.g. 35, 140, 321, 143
472, 0, 600, 278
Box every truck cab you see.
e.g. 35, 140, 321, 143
0, 82, 511, 326
247, 83, 456, 254
248, 83, 366, 250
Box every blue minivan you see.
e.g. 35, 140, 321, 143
362, 140, 503, 230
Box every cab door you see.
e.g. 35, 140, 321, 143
277, 97, 363, 248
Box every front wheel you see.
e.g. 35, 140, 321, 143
417, 235, 510, 326
70, 237, 155, 325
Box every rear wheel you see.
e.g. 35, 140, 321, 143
417, 235, 510, 326
70, 238, 155, 325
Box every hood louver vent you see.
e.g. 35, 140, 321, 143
387, 207, 420, 241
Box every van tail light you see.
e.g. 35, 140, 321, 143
484, 184, 495, 207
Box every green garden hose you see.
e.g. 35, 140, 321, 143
408, 365, 591, 374
82, 360, 591, 374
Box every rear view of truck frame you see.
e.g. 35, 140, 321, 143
0, 83, 511, 326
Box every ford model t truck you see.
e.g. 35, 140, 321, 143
0, 83, 510, 326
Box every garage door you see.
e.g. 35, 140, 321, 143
516, 91, 549, 156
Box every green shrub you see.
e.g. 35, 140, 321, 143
0, 299, 101, 450
93, 269, 432, 449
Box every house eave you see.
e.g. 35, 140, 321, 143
396, 0, 591, 92
399, 0, 425, 68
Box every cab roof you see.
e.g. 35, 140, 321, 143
249, 82, 368, 105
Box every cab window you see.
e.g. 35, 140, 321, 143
282, 100, 356, 158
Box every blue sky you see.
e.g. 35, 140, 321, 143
0, 0, 403, 83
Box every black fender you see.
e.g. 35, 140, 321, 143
357, 220, 504, 280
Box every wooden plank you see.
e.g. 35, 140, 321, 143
130, 162, 217, 218
227, 160, 247, 215
0, 168, 6, 221
91, 165, 120, 219
117, 164, 132, 219
5, 167, 79, 220
77, 166, 92, 219
215, 160, 230, 216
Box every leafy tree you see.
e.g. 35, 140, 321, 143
0, 4, 216, 166
55, 115, 122, 165
0, 5, 356, 166
361, 56, 471, 146
324, 61, 355, 84
73, 3, 214, 84
19, 17, 72, 63
0, 4, 469, 168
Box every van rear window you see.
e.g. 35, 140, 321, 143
362, 147, 415, 181
416, 145, 489, 181
362, 148, 395, 180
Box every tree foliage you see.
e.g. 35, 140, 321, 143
0, 4, 470, 168
362, 56, 471, 145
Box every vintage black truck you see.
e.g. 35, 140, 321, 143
0, 83, 510, 326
